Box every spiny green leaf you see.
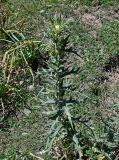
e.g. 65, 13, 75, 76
64, 107, 73, 129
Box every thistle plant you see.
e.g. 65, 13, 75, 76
37, 16, 119, 160
40, 16, 83, 159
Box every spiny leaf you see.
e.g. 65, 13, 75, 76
64, 107, 73, 129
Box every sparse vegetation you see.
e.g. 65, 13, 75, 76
0, 0, 119, 160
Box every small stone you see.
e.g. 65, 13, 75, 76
28, 85, 34, 91
22, 132, 28, 136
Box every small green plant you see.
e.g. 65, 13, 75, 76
0, 27, 50, 85
39, 15, 88, 159
1, 29, 36, 83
